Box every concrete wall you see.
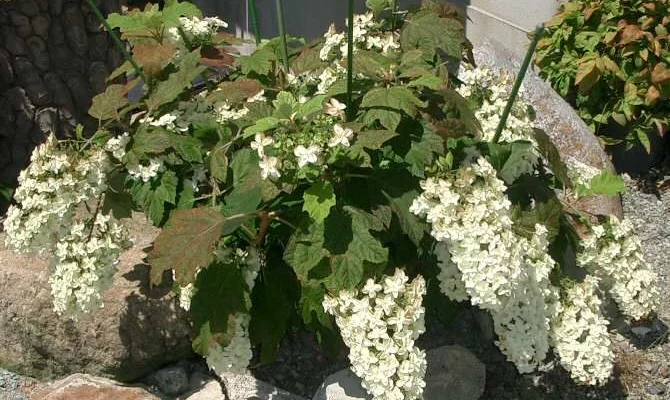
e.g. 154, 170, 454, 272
193, 0, 560, 58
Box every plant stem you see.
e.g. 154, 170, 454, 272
84, 0, 146, 84
391, 0, 398, 30
346, 0, 355, 122
248, 0, 262, 45
492, 26, 544, 143
275, 0, 290, 73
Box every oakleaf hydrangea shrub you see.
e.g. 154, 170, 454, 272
2, 0, 660, 396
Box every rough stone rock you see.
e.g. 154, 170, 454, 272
89, 61, 109, 94
12, 57, 40, 85
43, 72, 75, 109
34, 107, 59, 135
472, 38, 623, 218
312, 346, 486, 400
62, 4, 88, 57
0, 214, 194, 382
0, 50, 14, 87
17, 0, 41, 18
65, 75, 92, 112
222, 373, 308, 400
3, 28, 28, 56
180, 380, 226, 400
31, 14, 51, 40
9, 11, 32, 38
49, 0, 64, 16
30, 374, 160, 400
88, 32, 109, 62
26, 36, 50, 71
25, 81, 52, 107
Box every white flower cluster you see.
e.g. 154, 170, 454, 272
4, 136, 111, 253
50, 214, 131, 316
578, 216, 659, 320
457, 66, 539, 183
315, 13, 398, 94
551, 276, 614, 386
3, 135, 132, 316
411, 158, 559, 372
251, 103, 355, 181
491, 224, 559, 373
410, 157, 521, 310
203, 246, 262, 375
167, 16, 228, 45
128, 159, 164, 183
215, 102, 249, 123
323, 269, 427, 400
206, 313, 254, 375
320, 13, 398, 61
104, 132, 130, 161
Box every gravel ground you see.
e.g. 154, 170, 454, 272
0, 368, 34, 400
614, 174, 670, 399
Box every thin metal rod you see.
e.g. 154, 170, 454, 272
248, 0, 261, 45
84, 0, 146, 84
275, 0, 290, 72
492, 26, 544, 143
346, 0, 354, 121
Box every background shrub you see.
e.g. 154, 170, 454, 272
535, 0, 669, 155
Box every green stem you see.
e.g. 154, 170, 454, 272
275, 0, 290, 73
391, 0, 398, 30
84, 0, 146, 84
492, 26, 544, 143
248, 0, 262, 45
346, 0, 355, 122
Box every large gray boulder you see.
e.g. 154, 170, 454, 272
473, 38, 623, 219
0, 214, 193, 382
312, 345, 486, 400
221, 372, 308, 400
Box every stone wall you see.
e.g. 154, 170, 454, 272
0, 0, 122, 187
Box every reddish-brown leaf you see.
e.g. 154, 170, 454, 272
133, 42, 178, 76
645, 85, 661, 105
147, 207, 248, 286
575, 59, 601, 93
618, 24, 644, 45
206, 79, 264, 104
651, 63, 670, 84
199, 45, 236, 69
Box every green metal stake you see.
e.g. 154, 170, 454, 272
492, 26, 544, 143
346, 0, 354, 122
84, 0, 146, 84
248, 0, 262, 45
275, 0, 290, 73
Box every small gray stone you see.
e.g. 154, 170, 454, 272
149, 365, 190, 396
181, 380, 226, 400
311, 369, 369, 400
646, 383, 666, 396
312, 346, 485, 400
221, 373, 308, 400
